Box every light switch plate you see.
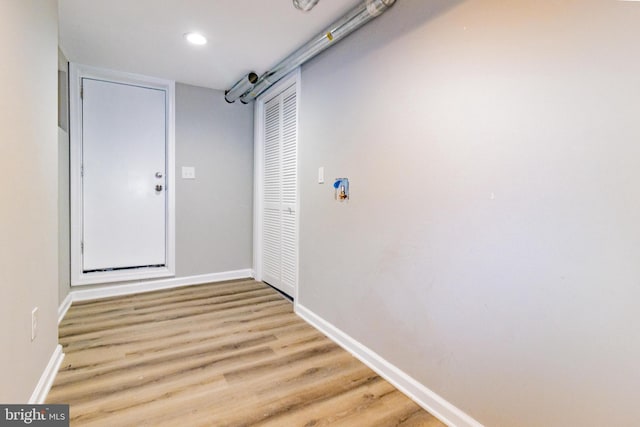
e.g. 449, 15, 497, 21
318, 166, 325, 184
182, 166, 196, 179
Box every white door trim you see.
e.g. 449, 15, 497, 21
253, 68, 301, 300
69, 63, 176, 286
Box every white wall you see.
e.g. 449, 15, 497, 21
0, 0, 60, 402
298, 1, 640, 425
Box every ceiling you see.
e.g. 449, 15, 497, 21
59, 0, 362, 91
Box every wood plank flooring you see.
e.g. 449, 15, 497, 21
48, 279, 444, 427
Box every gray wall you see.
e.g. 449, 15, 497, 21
298, 1, 640, 426
0, 0, 59, 402
175, 83, 254, 276
58, 49, 71, 305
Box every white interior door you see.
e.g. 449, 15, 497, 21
262, 83, 298, 297
82, 78, 167, 272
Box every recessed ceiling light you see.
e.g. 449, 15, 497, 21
184, 32, 207, 45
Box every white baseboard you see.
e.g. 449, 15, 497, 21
29, 344, 64, 404
294, 304, 483, 427
58, 293, 72, 324
71, 269, 253, 302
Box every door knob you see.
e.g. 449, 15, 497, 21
155, 172, 163, 178
155, 184, 163, 192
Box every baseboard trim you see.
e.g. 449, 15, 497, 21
294, 304, 483, 427
70, 269, 253, 302
29, 344, 64, 404
58, 293, 72, 324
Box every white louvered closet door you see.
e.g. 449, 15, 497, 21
262, 83, 297, 297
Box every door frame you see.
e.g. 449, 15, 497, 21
252, 68, 301, 300
69, 63, 176, 286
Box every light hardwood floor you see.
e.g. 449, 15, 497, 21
48, 279, 444, 426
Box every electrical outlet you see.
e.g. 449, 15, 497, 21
31, 307, 38, 341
